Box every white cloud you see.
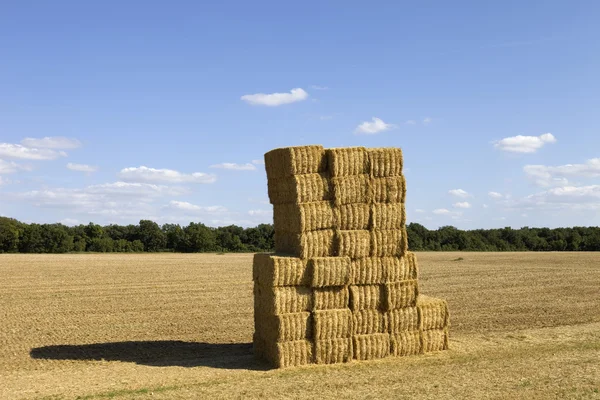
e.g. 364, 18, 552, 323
354, 117, 396, 135
405, 120, 417, 125
310, 85, 329, 90
167, 200, 228, 214
504, 185, 600, 212
415, 209, 425, 213
210, 163, 257, 171
118, 166, 216, 184
0, 159, 22, 174
448, 189, 470, 198
241, 88, 309, 106
248, 209, 273, 217
0, 143, 67, 160
453, 202, 471, 209
524, 158, 600, 187
251, 159, 265, 165
488, 191, 504, 199
0, 176, 6, 185
60, 218, 80, 226
21, 136, 81, 149
494, 133, 556, 153
67, 163, 98, 173
422, 117, 432, 125
432, 208, 451, 215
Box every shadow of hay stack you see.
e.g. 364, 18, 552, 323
30, 341, 269, 370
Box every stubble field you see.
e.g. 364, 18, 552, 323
1, 252, 599, 399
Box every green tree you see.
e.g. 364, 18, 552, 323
138, 220, 166, 252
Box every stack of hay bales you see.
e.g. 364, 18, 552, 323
253, 145, 449, 368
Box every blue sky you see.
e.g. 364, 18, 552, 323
1, 1, 599, 229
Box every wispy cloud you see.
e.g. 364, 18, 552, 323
241, 88, 309, 106
0, 143, 67, 160
405, 120, 417, 125
310, 85, 329, 90
67, 163, 98, 173
354, 117, 395, 135
524, 158, 600, 187
422, 117, 432, 125
167, 200, 228, 214
494, 133, 556, 153
453, 202, 471, 209
21, 136, 81, 149
251, 159, 265, 165
210, 163, 257, 171
118, 166, 216, 184
448, 189, 471, 198
488, 191, 504, 199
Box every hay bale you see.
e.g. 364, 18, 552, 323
383, 255, 418, 282
268, 173, 331, 205
370, 229, 408, 257
349, 285, 384, 311
371, 203, 406, 230
336, 230, 371, 258
327, 147, 368, 177
313, 286, 350, 310
264, 145, 327, 180
275, 229, 335, 258
334, 203, 371, 230
262, 339, 314, 368
350, 257, 386, 285
309, 257, 351, 287
313, 309, 353, 340
331, 174, 370, 205
255, 285, 313, 315
418, 296, 449, 330
384, 280, 419, 310
273, 201, 335, 233
368, 147, 403, 178
253, 332, 265, 358
390, 331, 422, 356
371, 176, 406, 204
253, 253, 310, 287
387, 307, 419, 333
314, 338, 353, 364
352, 333, 391, 361
254, 311, 312, 342
352, 310, 388, 335
422, 328, 449, 352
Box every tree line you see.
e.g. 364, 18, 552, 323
0, 216, 599, 253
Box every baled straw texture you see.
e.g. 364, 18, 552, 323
309, 257, 351, 287
422, 328, 449, 352
349, 285, 385, 311
371, 176, 406, 204
313, 286, 350, 310
336, 230, 371, 258
327, 147, 368, 177
263, 339, 314, 368
390, 330, 422, 356
314, 338, 353, 364
254, 311, 312, 342
371, 203, 406, 230
254, 285, 312, 315
275, 229, 335, 258
384, 280, 419, 310
384, 255, 418, 282
370, 228, 408, 257
367, 147, 403, 178
253, 254, 309, 287
418, 296, 450, 331
334, 203, 371, 230
352, 333, 391, 361
387, 307, 419, 333
352, 310, 388, 335
264, 145, 326, 180
331, 174, 370, 205
313, 309, 352, 340
273, 201, 334, 233
350, 257, 386, 285
268, 173, 331, 205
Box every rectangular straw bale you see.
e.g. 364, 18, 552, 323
255, 285, 313, 315
350, 257, 386, 285
422, 328, 449, 353
253, 332, 265, 358
309, 257, 351, 287
336, 230, 371, 258
327, 147, 368, 177
334, 203, 371, 230
352, 310, 388, 335
371, 203, 406, 230
418, 296, 450, 331
368, 147, 403, 178
254, 311, 312, 342
390, 330, 423, 356
253, 253, 310, 287
384, 280, 419, 310
349, 284, 385, 311
370, 228, 408, 257
387, 307, 419, 333
268, 173, 331, 205
263, 339, 314, 368
353, 333, 391, 361
371, 176, 406, 204
264, 145, 327, 180
331, 174, 370, 205
313, 286, 350, 310
314, 338, 353, 364
313, 309, 352, 340
383, 256, 418, 282
275, 229, 335, 258
273, 201, 334, 233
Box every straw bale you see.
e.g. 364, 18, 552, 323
255, 285, 313, 315
275, 229, 335, 258
371, 203, 406, 230
264, 145, 327, 180
253, 332, 265, 358
387, 307, 419, 333
253, 253, 310, 287
313, 309, 353, 340
350, 257, 386, 285
422, 328, 449, 353
336, 230, 371, 258
371, 176, 406, 204
254, 311, 312, 342
352, 333, 391, 361
268, 173, 331, 205
368, 147, 403, 178
384, 280, 419, 310
383, 256, 418, 282
352, 310, 388, 335
370, 229, 408, 257
263, 339, 314, 368
349, 285, 385, 311
309, 257, 351, 287
327, 147, 368, 177
331, 174, 370, 205
313, 286, 350, 310
390, 330, 422, 356
334, 203, 371, 230
314, 338, 353, 364
418, 296, 449, 331
273, 201, 334, 233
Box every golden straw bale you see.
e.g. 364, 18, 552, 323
273, 201, 335, 233
384, 280, 419, 310
371, 203, 406, 230
255, 285, 313, 315
264, 145, 327, 180
254, 311, 312, 342
336, 230, 371, 258
349, 285, 385, 311
350, 257, 386, 285
309, 257, 351, 287
387, 307, 419, 333
331, 174, 370, 205
390, 331, 423, 356
314, 338, 353, 364
253, 332, 265, 359
422, 328, 449, 353
383, 256, 418, 282
418, 296, 450, 331
313, 309, 353, 340
262, 339, 314, 368
334, 203, 371, 230
371, 176, 406, 204
327, 147, 368, 177
275, 229, 335, 258
313, 286, 350, 310
367, 147, 403, 178
352, 333, 391, 361
268, 173, 331, 205
253, 253, 310, 287
352, 310, 388, 335
370, 229, 408, 257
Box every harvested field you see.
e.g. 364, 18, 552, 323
1, 252, 599, 399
